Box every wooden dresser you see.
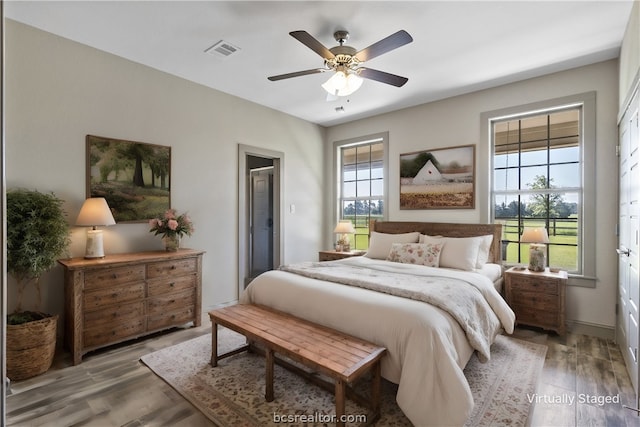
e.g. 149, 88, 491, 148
504, 266, 568, 335
58, 249, 204, 365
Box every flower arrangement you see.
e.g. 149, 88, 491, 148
149, 209, 194, 238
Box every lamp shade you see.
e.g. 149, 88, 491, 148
520, 227, 550, 244
76, 198, 115, 259
334, 220, 355, 234
76, 198, 116, 227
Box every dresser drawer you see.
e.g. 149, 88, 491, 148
84, 301, 145, 330
510, 289, 559, 311
83, 318, 145, 348
147, 288, 196, 315
508, 275, 559, 295
83, 283, 146, 310
147, 274, 196, 296
147, 306, 196, 330
513, 305, 559, 328
147, 258, 197, 279
84, 265, 146, 290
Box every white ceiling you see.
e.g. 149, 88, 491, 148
5, 1, 635, 127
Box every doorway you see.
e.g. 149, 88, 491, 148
249, 164, 274, 279
238, 145, 283, 296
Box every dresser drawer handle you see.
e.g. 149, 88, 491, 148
171, 265, 177, 270
112, 274, 117, 279
169, 282, 175, 287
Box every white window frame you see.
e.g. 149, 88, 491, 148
333, 132, 389, 249
481, 92, 596, 287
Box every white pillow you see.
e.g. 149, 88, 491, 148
365, 231, 420, 259
476, 235, 495, 267
420, 234, 483, 271
386, 242, 444, 267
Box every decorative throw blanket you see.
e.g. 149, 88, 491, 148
280, 261, 501, 362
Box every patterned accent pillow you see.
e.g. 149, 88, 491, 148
386, 242, 444, 267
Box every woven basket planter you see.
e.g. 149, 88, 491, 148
7, 314, 58, 381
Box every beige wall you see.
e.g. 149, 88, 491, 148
5, 18, 623, 335
620, 0, 639, 109
5, 20, 325, 319
325, 60, 620, 331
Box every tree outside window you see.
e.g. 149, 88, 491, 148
492, 108, 581, 272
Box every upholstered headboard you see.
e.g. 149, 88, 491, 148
369, 220, 503, 264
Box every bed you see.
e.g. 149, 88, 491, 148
240, 221, 515, 426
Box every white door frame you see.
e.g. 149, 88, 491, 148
1, 2, 7, 421
237, 144, 283, 298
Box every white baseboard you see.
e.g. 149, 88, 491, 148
566, 320, 615, 340
201, 300, 240, 324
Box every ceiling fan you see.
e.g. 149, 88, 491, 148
267, 29, 413, 97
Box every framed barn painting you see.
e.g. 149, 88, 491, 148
86, 135, 171, 222
399, 144, 475, 209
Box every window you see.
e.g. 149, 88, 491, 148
334, 133, 388, 250
490, 101, 593, 275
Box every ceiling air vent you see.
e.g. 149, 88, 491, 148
205, 40, 241, 59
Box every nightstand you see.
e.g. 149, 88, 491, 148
504, 266, 568, 335
318, 250, 365, 262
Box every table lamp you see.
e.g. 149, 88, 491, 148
334, 220, 355, 252
520, 227, 549, 272
76, 197, 116, 258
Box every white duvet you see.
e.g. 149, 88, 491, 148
240, 257, 515, 426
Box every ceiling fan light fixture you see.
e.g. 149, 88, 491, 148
321, 71, 346, 95
321, 70, 363, 97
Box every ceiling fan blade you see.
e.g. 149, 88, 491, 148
268, 68, 326, 81
289, 30, 335, 59
355, 30, 413, 62
358, 68, 409, 87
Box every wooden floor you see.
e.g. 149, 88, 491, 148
6, 322, 640, 426
513, 327, 640, 427
7, 323, 215, 427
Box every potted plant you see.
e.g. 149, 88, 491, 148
6, 189, 71, 381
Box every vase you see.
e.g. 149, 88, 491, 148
163, 235, 180, 252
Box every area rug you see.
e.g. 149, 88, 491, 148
141, 328, 547, 426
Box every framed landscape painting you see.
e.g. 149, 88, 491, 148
86, 135, 171, 222
399, 144, 475, 209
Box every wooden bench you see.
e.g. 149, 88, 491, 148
209, 304, 387, 426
